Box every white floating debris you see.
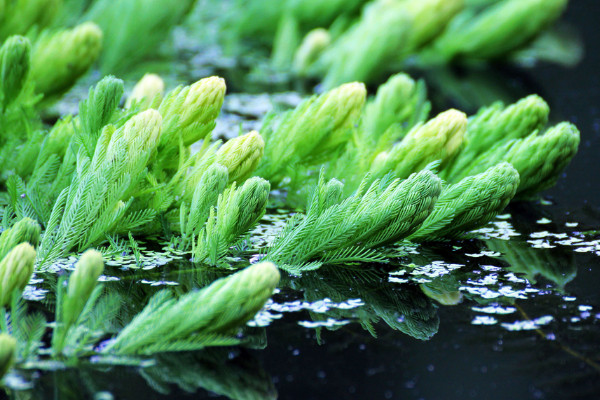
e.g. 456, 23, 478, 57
471, 315, 498, 325
536, 218, 552, 224
298, 318, 351, 328
501, 315, 553, 331
472, 305, 516, 315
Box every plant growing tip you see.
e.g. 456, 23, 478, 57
216, 130, 265, 184
0, 35, 31, 110
126, 73, 165, 110
0, 243, 36, 307
30, 22, 103, 97
62, 249, 104, 328
0, 217, 41, 261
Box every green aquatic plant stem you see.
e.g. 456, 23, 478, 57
215, 130, 264, 185
255, 82, 366, 186
0, 35, 30, 111
38, 109, 162, 267
30, 22, 103, 98
103, 261, 280, 355
426, 0, 568, 62
409, 162, 520, 241
265, 170, 441, 272
194, 177, 270, 265
178, 163, 229, 251
0, 218, 41, 261
0, 243, 35, 308
52, 249, 104, 355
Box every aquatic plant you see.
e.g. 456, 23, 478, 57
265, 171, 441, 273
37, 109, 162, 267
102, 261, 280, 355
194, 177, 270, 265
0, 243, 35, 308
84, 0, 197, 74
0, 218, 41, 261
52, 250, 105, 354
255, 82, 366, 185
409, 163, 520, 241
206, 0, 573, 88
30, 22, 103, 99
258, 74, 578, 210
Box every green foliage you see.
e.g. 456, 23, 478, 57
77, 75, 124, 151
255, 82, 366, 186
368, 109, 467, 180
359, 73, 431, 152
0, 0, 62, 42
442, 94, 549, 180
0, 243, 35, 308
102, 262, 280, 355
409, 163, 520, 241
37, 110, 162, 267
444, 120, 579, 198
178, 163, 229, 251
428, 0, 568, 61
0, 217, 41, 260
0, 35, 30, 111
314, 0, 462, 88
215, 130, 265, 185
266, 170, 441, 273
194, 177, 270, 266
85, 0, 197, 74
30, 22, 103, 98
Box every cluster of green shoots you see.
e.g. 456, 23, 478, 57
0, 0, 199, 101
211, 0, 575, 88
0, 1, 582, 383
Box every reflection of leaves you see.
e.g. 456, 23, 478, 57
486, 239, 577, 288
140, 348, 277, 400
287, 266, 440, 341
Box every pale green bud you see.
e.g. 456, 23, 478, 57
0, 35, 31, 109
375, 109, 467, 178
236, 177, 271, 230
293, 28, 331, 75
125, 73, 165, 110
122, 109, 163, 154
313, 82, 367, 157
0, 242, 36, 307
31, 22, 103, 97
0, 333, 16, 380
410, 109, 466, 158
159, 76, 226, 146
62, 249, 104, 327
216, 130, 265, 184
0, 217, 41, 260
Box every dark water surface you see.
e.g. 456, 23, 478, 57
6, 1, 600, 399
